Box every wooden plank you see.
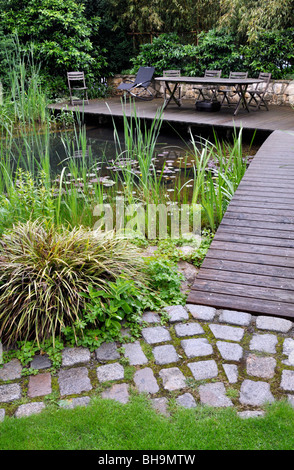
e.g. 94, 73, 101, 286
231, 197, 294, 206
220, 216, 294, 232
196, 268, 294, 290
189, 279, 294, 303
242, 174, 294, 181
201, 257, 294, 279
228, 201, 294, 212
210, 240, 294, 258
215, 231, 294, 248
205, 248, 294, 268
217, 225, 294, 240
186, 290, 294, 318
223, 211, 294, 224
237, 183, 294, 192
226, 205, 294, 217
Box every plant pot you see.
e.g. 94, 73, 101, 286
195, 100, 221, 112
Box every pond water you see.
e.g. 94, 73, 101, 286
47, 123, 261, 180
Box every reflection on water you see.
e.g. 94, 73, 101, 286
48, 124, 199, 189
9, 124, 258, 194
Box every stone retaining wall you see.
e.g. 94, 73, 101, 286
109, 75, 294, 106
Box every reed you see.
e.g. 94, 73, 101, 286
189, 128, 248, 231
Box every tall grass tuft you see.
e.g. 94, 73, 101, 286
0, 220, 146, 346
1, 36, 49, 131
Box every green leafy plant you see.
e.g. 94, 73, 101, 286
62, 276, 146, 349
131, 33, 198, 77
241, 28, 294, 79
144, 258, 186, 306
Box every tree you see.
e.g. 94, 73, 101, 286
219, 0, 294, 43
0, 0, 107, 95
109, 0, 220, 39
1, 0, 94, 71
82, 0, 134, 74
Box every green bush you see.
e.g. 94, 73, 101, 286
131, 28, 294, 80
131, 33, 198, 76
241, 29, 294, 79
192, 28, 244, 77
144, 258, 185, 306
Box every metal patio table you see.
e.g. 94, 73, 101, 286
155, 76, 264, 116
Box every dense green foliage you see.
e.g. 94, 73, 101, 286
0, 0, 106, 97
190, 28, 243, 77
131, 33, 198, 76
132, 29, 294, 79
241, 29, 294, 79
219, 0, 294, 43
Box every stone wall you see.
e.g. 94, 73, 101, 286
108, 75, 294, 106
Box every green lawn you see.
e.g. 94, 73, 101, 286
1, 395, 294, 450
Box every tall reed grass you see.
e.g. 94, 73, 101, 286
0, 105, 251, 236
1, 36, 49, 133
189, 128, 250, 231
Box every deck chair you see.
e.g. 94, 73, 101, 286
194, 70, 222, 102
247, 72, 272, 110
163, 70, 182, 104
218, 71, 248, 106
67, 72, 89, 105
117, 66, 155, 100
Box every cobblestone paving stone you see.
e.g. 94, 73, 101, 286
1, 304, 294, 421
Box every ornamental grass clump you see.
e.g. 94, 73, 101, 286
0, 220, 145, 346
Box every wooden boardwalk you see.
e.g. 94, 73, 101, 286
50, 97, 294, 133
187, 130, 294, 320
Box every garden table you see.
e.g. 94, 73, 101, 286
155, 76, 264, 116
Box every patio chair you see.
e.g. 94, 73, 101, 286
218, 71, 248, 107
67, 72, 89, 105
163, 70, 182, 104
117, 66, 155, 100
194, 70, 222, 102
247, 72, 272, 110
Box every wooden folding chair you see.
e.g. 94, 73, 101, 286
218, 71, 248, 106
194, 70, 222, 102
247, 72, 272, 110
163, 70, 182, 104
67, 72, 89, 106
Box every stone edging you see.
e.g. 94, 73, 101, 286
1, 304, 294, 421
108, 75, 294, 106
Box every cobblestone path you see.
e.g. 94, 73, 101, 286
1, 304, 294, 420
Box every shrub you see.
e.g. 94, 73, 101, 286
190, 28, 244, 77
0, 220, 145, 346
241, 29, 294, 79
131, 33, 198, 76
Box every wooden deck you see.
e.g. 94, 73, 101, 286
50, 97, 294, 133
187, 130, 294, 320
